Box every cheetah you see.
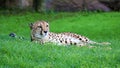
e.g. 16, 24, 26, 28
30, 21, 110, 47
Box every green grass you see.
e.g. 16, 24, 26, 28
0, 12, 120, 68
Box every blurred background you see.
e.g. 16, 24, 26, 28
0, 0, 120, 13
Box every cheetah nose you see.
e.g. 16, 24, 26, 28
44, 31, 47, 33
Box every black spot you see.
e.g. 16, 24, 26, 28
79, 44, 82, 46
70, 41, 72, 45
60, 40, 62, 43
65, 41, 67, 43
77, 36, 79, 38
79, 38, 82, 40
49, 34, 51, 36
55, 39, 58, 41
74, 43, 77, 45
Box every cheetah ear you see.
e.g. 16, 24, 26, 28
29, 23, 33, 29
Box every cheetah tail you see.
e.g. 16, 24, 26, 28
88, 41, 111, 45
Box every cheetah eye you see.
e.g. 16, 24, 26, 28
46, 25, 48, 27
38, 26, 42, 28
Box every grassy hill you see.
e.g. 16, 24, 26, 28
0, 12, 120, 68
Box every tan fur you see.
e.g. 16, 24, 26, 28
30, 21, 111, 47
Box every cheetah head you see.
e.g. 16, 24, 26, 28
30, 21, 49, 39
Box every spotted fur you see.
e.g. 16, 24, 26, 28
30, 21, 110, 47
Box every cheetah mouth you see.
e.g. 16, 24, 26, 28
44, 33, 47, 36
35, 34, 43, 38
35, 33, 48, 39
